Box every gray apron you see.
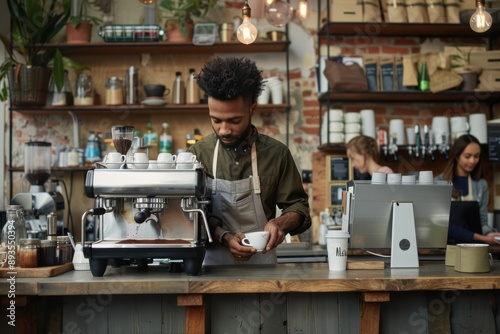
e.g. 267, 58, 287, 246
203, 140, 277, 265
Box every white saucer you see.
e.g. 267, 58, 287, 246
142, 97, 166, 106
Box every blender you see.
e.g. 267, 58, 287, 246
11, 142, 65, 234
111, 125, 135, 168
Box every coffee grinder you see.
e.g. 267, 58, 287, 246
11, 142, 65, 233
111, 125, 135, 168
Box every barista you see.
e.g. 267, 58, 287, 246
188, 57, 311, 265
346, 135, 393, 176
435, 134, 500, 245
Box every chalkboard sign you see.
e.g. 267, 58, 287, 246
487, 124, 500, 162
329, 156, 350, 181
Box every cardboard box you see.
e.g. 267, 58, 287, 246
478, 70, 500, 91
331, 3, 363, 22
470, 51, 500, 70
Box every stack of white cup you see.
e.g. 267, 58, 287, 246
431, 116, 450, 145
258, 76, 283, 105
344, 112, 361, 143
321, 108, 344, 143
469, 113, 487, 144
450, 116, 469, 143
360, 109, 376, 139
388, 118, 406, 145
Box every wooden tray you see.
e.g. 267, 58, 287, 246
0, 263, 73, 278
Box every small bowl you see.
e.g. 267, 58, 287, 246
144, 84, 168, 97
267, 30, 285, 41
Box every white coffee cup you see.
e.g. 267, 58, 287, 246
148, 160, 158, 169
133, 152, 149, 169
387, 173, 402, 184
241, 231, 270, 251
157, 153, 176, 169
469, 113, 487, 144
105, 152, 126, 169
418, 170, 434, 184
389, 119, 406, 145
450, 116, 469, 141
406, 127, 416, 145
326, 132, 345, 143
327, 121, 344, 132
345, 132, 361, 143
371, 171, 387, 184
432, 116, 449, 144
177, 152, 196, 163
326, 231, 350, 271
344, 112, 361, 123
345, 123, 361, 133
258, 83, 270, 104
324, 108, 344, 122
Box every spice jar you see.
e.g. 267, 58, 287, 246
19, 238, 40, 268
105, 76, 124, 105
56, 236, 73, 265
39, 240, 57, 267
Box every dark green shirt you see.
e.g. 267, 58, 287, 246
188, 127, 311, 236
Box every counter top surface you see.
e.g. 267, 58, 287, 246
2, 261, 499, 296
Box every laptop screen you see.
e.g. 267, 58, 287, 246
448, 201, 482, 235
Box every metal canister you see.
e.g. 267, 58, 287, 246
124, 66, 139, 105
47, 212, 57, 241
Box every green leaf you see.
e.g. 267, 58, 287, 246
53, 49, 65, 92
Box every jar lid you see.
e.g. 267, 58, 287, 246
41, 240, 57, 246
20, 238, 41, 245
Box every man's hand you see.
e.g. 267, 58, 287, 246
224, 232, 257, 261
262, 212, 304, 254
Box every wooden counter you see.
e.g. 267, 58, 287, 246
1, 261, 500, 334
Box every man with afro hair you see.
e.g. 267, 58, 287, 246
188, 57, 311, 265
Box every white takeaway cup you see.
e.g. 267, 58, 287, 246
389, 119, 406, 145
326, 231, 350, 271
360, 109, 376, 138
402, 174, 416, 184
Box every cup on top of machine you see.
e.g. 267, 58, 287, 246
157, 153, 176, 169
418, 170, 434, 184
371, 171, 387, 184
387, 173, 402, 184
104, 152, 126, 169
132, 152, 149, 169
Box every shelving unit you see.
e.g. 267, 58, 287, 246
8, 39, 292, 199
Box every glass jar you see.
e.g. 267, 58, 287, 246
1, 205, 27, 266
19, 238, 40, 268
56, 236, 73, 265
105, 76, 124, 105
75, 73, 94, 106
39, 240, 57, 267
47, 70, 73, 106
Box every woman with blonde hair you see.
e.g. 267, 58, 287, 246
346, 135, 393, 176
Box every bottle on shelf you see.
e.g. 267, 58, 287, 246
143, 121, 158, 157
172, 71, 186, 104
419, 61, 430, 92
84, 131, 101, 164
1, 205, 27, 266
194, 128, 203, 142
159, 122, 173, 154
186, 68, 200, 104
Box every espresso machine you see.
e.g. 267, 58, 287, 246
82, 125, 213, 277
11, 141, 65, 233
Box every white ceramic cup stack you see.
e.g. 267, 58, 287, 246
450, 116, 469, 142
344, 112, 361, 144
469, 113, 487, 144
321, 108, 345, 143
431, 116, 450, 145
267, 76, 283, 105
360, 109, 376, 139
388, 119, 406, 145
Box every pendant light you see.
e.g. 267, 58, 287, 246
237, 1, 258, 45
470, 0, 492, 33
297, 0, 309, 20
265, 0, 294, 27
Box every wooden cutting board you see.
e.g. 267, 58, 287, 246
0, 263, 73, 278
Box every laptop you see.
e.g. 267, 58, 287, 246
448, 201, 482, 235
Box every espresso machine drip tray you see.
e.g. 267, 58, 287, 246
83, 239, 206, 276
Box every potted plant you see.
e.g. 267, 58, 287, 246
66, 0, 102, 44
450, 46, 482, 91
159, 0, 218, 42
0, 0, 85, 106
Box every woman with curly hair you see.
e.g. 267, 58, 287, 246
346, 135, 393, 176
188, 57, 311, 265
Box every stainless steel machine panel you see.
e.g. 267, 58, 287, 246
346, 180, 453, 249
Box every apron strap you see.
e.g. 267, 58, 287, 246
212, 140, 220, 194
251, 143, 260, 194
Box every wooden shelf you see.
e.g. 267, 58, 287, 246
318, 23, 500, 38
42, 40, 290, 55
11, 103, 289, 114
319, 91, 500, 104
